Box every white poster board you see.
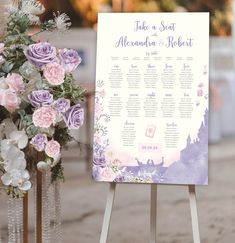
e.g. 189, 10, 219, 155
93, 13, 209, 185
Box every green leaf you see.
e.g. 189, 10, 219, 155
26, 124, 39, 138
51, 160, 65, 183
1, 61, 14, 73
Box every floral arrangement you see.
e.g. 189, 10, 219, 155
0, 0, 85, 198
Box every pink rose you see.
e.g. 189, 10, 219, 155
43, 63, 65, 86
33, 106, 57, 128
45, 140, 61, 158
0, 89, 20, 112
99, 167, 116, 182
6, 73, 25, 94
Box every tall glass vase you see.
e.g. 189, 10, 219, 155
7, 197, 23, 243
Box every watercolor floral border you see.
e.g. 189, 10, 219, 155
93, 81, 208, 185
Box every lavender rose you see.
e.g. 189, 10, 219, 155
25, 42, 57, 68
28, 90, 53, 108
58, 48, 81, 73
63, 104, 84, 129
30, 134, 48, 152
54, 98, 70, 113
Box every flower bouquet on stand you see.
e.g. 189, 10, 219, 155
0, 0, 86, 242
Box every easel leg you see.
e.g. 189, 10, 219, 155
100, 183, 116, 243
188, 185, 200, 243
150, 184, 157, 243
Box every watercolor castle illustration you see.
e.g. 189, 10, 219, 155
121, 109, 208, 185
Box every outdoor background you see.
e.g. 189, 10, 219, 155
1, 0, 235, 242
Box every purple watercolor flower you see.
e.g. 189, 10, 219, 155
28, 90, 53, 108
30, 134, 48, 152
93, 143, 103, 155
54, 98, 70, 113
114, 176, 125, 182
58, 48, 81, 73
63, 104, 84, 129
93, 156, 106, 167
25, 42, 57, 68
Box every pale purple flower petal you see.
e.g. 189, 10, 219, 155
30, 133, 48, 151
58, 48, 81, 73
28, 90, 53, 108
25, 42, 57, 68
63, 104, 84, 129
54, 98, 70, 113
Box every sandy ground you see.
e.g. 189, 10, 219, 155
1, 137, 235, 243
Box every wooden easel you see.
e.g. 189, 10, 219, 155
100, 183, 200, 243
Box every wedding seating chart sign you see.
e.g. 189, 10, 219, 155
93, 13, 209, 185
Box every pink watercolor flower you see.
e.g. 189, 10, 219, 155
43, 63, 65, 86
197, 89, 203, 97
6, 73, 25, 94
32, 106, 57, 128
99, 167, 116, 182
95, 104, 102, 116
0, 89, 20, 112
45, 140, 61, 158
99, 89, 106, 98
94, 136, 101, 144
112, 159, 122, 167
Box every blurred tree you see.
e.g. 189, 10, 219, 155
177, 0, 232, 36
39, 0, 83, 27
69, 0, 111, 27
122, 0, 177, 12
39, 0, 232, 35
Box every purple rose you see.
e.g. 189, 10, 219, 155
58, 48, 81, 73
25, 42, 57, 68
30, 134, 48, 152
63, 104, 84, 129
54, 98, 70, 113
28, 90, 53, 108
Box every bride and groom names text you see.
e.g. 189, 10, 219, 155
115, 20, 194, 48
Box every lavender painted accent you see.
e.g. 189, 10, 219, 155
92, 77, 208, 185
93, 142, 106, 167
119, 109, 208, 185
